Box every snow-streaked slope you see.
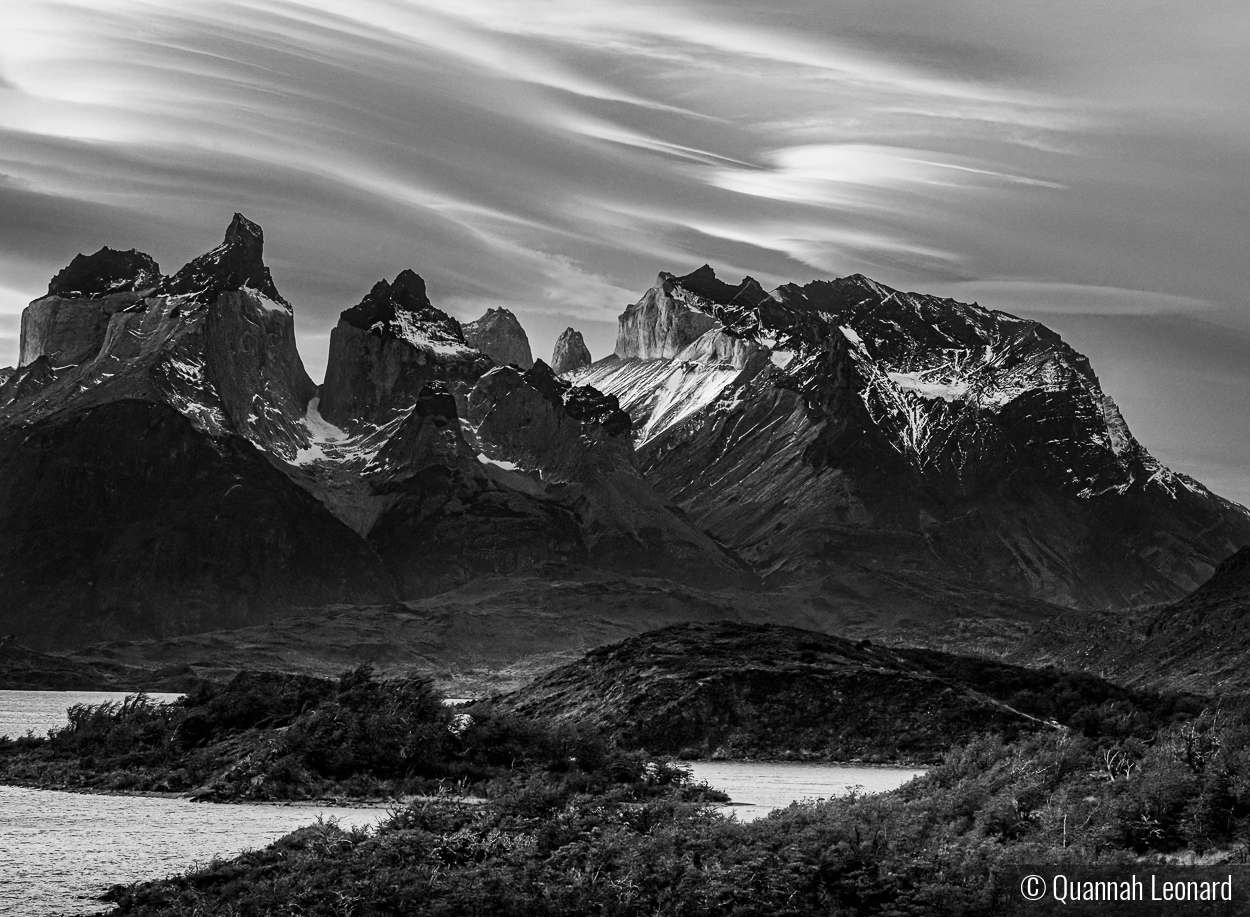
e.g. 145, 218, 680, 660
580, 266, 1250, 610
573, 357, 743, 447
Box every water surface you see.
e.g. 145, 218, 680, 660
0, 691, 385, 915
685, 760, 926, 821
0, 786, 386, 916
0, 693, 924, 913
0, 690, 183, 740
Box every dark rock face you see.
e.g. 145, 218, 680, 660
465, 362, 633, 478
47, 247, 161, 298
11, 214, 317, 458
22, 248, 162, 368
462, 307, 534, 369
161, 213, 283, 303
20, 293, 142, 367
1011, 542, 1250, 695
459, 362, 750, 586
581, 266, 1250, 609
1182, 544, 1250, 603
0, 400, 394, 649
551, 327, 591, 375
0, 216, 387, 648
1106, 545, 1250, 690
359, 372, 598, 598
202, 288, 316, 454
319, 271, 488, 429
0, 357, 59, 408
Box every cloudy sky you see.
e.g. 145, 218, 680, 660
3, 0, 1250, 503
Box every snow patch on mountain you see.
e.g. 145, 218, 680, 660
576, 358, 741, 446
293, 397, 402, 468
375, 309, 476, 358
154, 354, 229, 436
243, 286, 292, 314
886, 371, 968, 402
478, 452, 520, 471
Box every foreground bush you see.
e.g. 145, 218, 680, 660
100, 705, 1250, 916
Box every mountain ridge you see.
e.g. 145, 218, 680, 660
2, 217, 1246, 654
576, 265, 1250, 609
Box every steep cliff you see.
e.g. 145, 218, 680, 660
462, 307, 534, 369
0, 215, 393, 647
319, 270, 488, 429
613, 268, 725, 359
21, 247, 161, 367
551, 327, 592, 375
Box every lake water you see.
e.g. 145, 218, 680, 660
0, 692, 923, 913
0, 786, 387, 916
0, 691, 184, 740
0, 691, 385, 916
685, 760, 926, 821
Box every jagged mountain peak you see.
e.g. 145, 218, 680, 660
345, 274, 427, 332
337, 270, 469, 357
341, 269, 434, 330
463, 306, 534, 369
551, 327, 592, 375
519, 360, 631, 436
477, 306, 513, 320
581, 264, 1250, 610
224, 211, 262, 246
8, 211, 317, 460
390, 268, 430, 304
162, 212, 286, 306
319, 272, 487, 429
47, 247, 162, 298
665, 264, 771, 309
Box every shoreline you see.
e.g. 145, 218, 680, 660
0, 780, 404, 807
680, 757, 934, 770
1, 758, 928, 807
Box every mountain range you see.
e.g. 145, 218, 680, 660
2, 214, 1247, 672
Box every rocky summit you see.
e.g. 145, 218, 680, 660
24, 248, 162, 366
462, 307, 534, 369
1, 218, 1248, 662
318, 269, 487, 429
0, 216, 756, 650
0, 216, 387, 648
551, 327, 592, 375
578, 266, 1250, 610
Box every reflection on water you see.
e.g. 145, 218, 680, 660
0, 786, 386, 916
0, 690, 183, 739
685, 760, 926, 821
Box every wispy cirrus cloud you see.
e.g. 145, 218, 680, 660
1, 0, 1249, 499
931, 281, 1217, 318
